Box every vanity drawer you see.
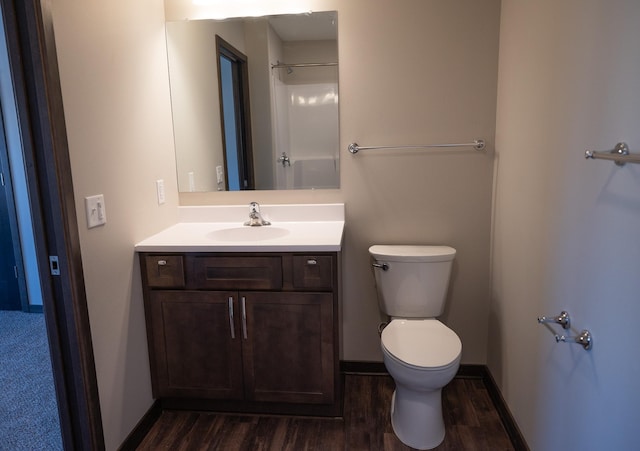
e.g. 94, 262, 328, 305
188, 256, 282, 290
145, 255, 185, 288
292, 255, 334, 291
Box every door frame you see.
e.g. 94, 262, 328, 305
1, 0, 104, 449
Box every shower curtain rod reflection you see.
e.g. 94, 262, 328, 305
271, 61, 338, 69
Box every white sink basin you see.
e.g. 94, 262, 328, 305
207, 226, 290, 242
135, 204, 345, 252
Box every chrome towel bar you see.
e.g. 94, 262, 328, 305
348, 139, 485, 154
585, 142, 640, 166
271, 61, 338, 69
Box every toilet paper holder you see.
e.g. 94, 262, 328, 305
538, 311, 593, 351
555, 330, 592, 351
537, 311, 571, 329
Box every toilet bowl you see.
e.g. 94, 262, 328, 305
381, 319, 461, 450
369, 245, 460, 450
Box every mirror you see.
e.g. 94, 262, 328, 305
166, 11, 339, 192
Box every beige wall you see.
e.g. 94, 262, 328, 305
50, 1, 178, 449
179, 0, 501, 364
244, 19, 275, 189
49, 0, 640, 448
491, 1, 640, 449
51, 0, 499, 448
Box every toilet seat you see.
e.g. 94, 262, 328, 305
381, 319, 461, 370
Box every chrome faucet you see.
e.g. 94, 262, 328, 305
244, 202, 271, 227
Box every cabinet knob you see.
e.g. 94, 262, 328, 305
157, 260, 167, 266
306, 259, 317, 265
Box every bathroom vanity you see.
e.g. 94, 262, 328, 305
135, 204, 344, 416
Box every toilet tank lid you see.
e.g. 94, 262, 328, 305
369, 245, 456, 262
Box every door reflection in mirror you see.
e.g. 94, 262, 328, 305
217, 37, 254, 190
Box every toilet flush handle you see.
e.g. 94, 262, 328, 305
372, 262, 389, 271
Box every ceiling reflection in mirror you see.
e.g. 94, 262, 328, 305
166, 11, 339, 192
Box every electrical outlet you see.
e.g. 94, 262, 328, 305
85, 194, 107, 228
156, 179, 166, 205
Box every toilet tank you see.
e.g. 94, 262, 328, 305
369, 245, 456, 318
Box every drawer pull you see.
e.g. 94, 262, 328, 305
241, 297, 248, 340
228, 297, 235, 339
306, 259, 317, 265
156, 260, 168, 277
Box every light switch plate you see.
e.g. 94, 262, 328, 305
188, 172, 195, 192
85, 194, 106, 228
216, 166, 224, 184
156, 179, 166, 205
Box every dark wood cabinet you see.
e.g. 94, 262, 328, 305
242, 291, 334, 404
140, 252, 341, 416
148, 290, 243, 399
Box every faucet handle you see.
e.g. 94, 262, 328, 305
245, 202, 270, 226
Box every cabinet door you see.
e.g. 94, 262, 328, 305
149, 290, 243, 399
241, 292, 335, 404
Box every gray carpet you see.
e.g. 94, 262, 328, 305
0, 311, 63, 450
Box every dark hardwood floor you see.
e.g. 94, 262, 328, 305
136, 374, 515, 450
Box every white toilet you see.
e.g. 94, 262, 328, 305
369, 245, 462, 450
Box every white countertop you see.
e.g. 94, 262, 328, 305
135, 204, 344, 253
